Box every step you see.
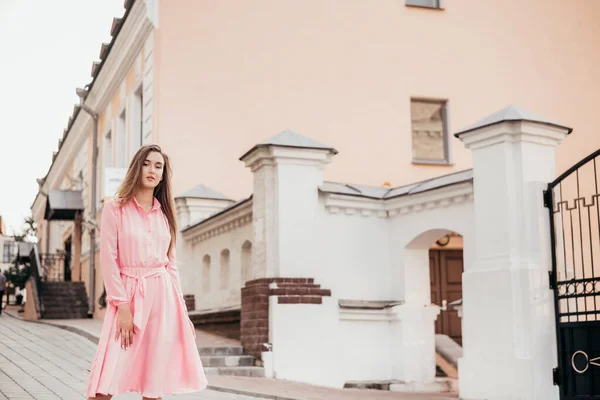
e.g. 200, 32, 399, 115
200, 355, 255, 367
435, 334, 462, 379
43, 313, 88, 320
203, 367, 264, 377
198, 346, 244, 356
42, 299, 87, 305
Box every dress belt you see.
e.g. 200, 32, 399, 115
119, 266, 169, 332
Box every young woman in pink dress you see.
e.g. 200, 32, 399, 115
86, 144, 207, 399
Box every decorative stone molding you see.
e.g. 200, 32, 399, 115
86, 1, 153, 112
338, 301, 440, 322
323, 181, 473, 218
242, 146, 334, 172
182, 200, 253, 245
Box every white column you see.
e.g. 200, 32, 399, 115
242, 135, 336, 278
456, 107, 571, 400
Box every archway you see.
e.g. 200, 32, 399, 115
393, 225, 471, 388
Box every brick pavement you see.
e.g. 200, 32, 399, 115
0, 309, 458, 400
0, 312, 267, 399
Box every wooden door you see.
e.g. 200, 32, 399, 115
430, 249, 463, 345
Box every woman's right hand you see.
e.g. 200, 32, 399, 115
115, 304, 135, 350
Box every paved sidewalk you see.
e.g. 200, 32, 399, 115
1, 308, 457, 400
0, 311, 260, 400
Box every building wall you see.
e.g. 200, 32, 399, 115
185, 217, 254, 312
155, 0, 600, 200
0, 234, 17, 274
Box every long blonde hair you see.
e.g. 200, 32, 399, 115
114, 144, 177, 257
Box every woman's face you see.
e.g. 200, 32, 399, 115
140, 151, 165, 190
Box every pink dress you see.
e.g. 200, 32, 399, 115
86, 197, 207, 398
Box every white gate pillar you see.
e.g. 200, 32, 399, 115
456, 106, 571, 400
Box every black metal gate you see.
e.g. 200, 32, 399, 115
546, 149, 600, 399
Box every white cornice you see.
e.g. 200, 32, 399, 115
339, 303, 441, 321
458, 120, 570, 151
86, 1, 153, 112
183, 200, 253, 245
323, 181, 474, 218
243, 146, 334, 173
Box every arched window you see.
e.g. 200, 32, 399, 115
202, 255, 211, 292
241, 241, 253, 284
220, 249, 230, 290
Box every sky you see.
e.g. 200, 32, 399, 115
0, 0, 124, 235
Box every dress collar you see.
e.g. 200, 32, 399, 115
132, 196, 161, 213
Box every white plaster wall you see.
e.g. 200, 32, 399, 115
276, 162, 327, 278
339, 319, 393, 381
269, 296, 344, 388
314, 203, 392, 300
186, 223, 254, 311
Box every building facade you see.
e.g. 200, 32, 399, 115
29, 1, 600, 398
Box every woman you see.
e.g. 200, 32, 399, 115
86, 145, 207, 399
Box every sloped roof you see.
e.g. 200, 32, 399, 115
240, 130, 338, 160
175, 184, 232, 201
319, 169, 473, 200
454, 105, 573, 137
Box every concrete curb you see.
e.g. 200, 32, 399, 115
4, 310, 306, 400
3, 309, 100, 344
207, 384, 302, 400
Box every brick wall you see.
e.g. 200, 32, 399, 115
241, 277, 331, 359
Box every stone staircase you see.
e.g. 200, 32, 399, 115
200, 346, 264, 377
435, 334, 462, 379
40, 282, 89, 319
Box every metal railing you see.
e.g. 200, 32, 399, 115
38, 252, 71, 282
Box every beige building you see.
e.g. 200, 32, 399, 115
30, 0, 600, 331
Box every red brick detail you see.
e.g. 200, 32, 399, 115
278, 296, 323, 304
183, 294, 195, 312
240, 277, 331, 360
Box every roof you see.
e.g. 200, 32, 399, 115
16, 242, 34, 263
454, 105, 573, 137
181, 196, 253, 233
32, 0, 135, 210
239, 130, 338, 161
175, 184, 233, 201
319, 169, 473, 200
44, 190, 85, 220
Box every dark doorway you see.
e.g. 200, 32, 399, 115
430, 249, 463, 345
64, 236, 72, 282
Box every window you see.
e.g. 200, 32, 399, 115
3, 242, 16, 263
103, 130, 113, 169
241, 241, 253, 283
116, 110, 127, 168
202, 255, 211, 292
101, 130, 113, 200
220, 249, 230, 290
410, 98, 449, 164
406, 0, 442, 9
130, 87, 143, 159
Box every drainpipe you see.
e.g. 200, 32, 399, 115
77, 87, 98, 318
89, 114, 98, 317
